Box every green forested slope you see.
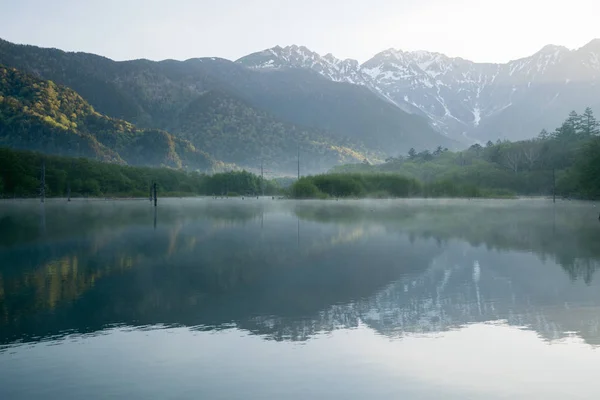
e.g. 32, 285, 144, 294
0, 65, 217, 171
330, 109, 600, 199
173, 90, 371, 174
0, 147, 278, 198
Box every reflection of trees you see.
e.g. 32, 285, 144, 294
0, 200, 265, 248
559, 259, 600, 285
0, 209, 439, 345
293, 201, 600, 283
0, 254, 135, 338
2, 200, 600, 349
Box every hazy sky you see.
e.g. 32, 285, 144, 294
1, 0, 599, 63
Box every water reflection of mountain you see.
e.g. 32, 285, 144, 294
0, 200, 599, 348
254, 245, 600, 345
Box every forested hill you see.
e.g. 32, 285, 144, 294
331, 109, 600, 200
173, 90, 371, 174
0, 38, 454, 163
0, 65, 220, 171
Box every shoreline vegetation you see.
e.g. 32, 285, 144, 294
289, 173, 516, 199
0, 108, 597, 201
327, 109, 600, 201
0, 146, 513, 201
0, 147, 280, 200
0, 145, 589, 202
0, 146, 517, 201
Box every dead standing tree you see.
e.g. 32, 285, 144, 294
153, 182, 157, 207
503, 149, 522, 173
67, 160, 73, 202
522, 141, 542, 170
40, 159, 46, 203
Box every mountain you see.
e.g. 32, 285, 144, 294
0, 65, 217, 170
238, 41, 600, 142
237, 45, 365, 84
210, 66, 449, 153
173, 89, 371, 174
0, 38, 452, 170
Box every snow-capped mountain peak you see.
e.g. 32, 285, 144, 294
237, 41, 600, 143
238, 45, 365, 83
536, 44, 569, 55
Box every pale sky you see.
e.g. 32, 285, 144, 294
1, 0, 599, 63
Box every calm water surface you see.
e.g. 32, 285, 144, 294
1, 198, 600, 399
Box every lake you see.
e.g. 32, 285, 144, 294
1, 198, 599, 399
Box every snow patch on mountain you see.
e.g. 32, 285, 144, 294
473, 107, 481, 126
237, 40, 600, 142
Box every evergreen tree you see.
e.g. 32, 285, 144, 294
469, 143, 483, 158
538, 129, 549, 140
566, 111, 582, 134
408, 148, 417, 159
419, 150, 433, 161
554, 117, 577, 139
574, 137, 600, 199
581, 107, 600, 137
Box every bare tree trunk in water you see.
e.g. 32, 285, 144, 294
153, 182, 157, 207
40, 160, 45, 203
553, 168, 556, 203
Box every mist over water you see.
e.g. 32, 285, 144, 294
1, 198, 599, 399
